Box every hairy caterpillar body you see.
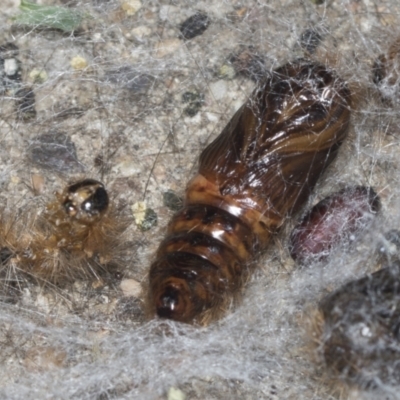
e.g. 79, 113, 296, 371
148, 60, 352, 324
0, 179, 127, 289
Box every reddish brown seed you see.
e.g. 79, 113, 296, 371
147, 60, 352, 324
290, 186, 380, 264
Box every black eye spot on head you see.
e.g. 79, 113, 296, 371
81, 185, 108, 215
63, 179, 109, 222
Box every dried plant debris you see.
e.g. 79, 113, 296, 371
181, 89, 204, 117
319, 262, 400, 389
27, 132, 84, 173
179, 12, 210, 40
132, 201, 158, 231
290, 187, 380, 265
13, 0, 84, 33
162, 190, 183, 212
139, 208, 157, 231
218, 64, 236, 80
28, 68, 47, 84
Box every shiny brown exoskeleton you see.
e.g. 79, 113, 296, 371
148, 59, 352, 324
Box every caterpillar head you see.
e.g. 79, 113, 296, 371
62, 179, 109, 224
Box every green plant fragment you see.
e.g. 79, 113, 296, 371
14, 0, 83, 33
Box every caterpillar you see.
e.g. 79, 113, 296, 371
147, 59, 352, 324
0, 178, 127, 292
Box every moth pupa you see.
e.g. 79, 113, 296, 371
147, 59, 352, 324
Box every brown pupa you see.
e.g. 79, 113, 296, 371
147, 59, 352, 324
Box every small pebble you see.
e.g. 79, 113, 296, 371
159, 5, 179, 22
121, 0, 142, 16
226, 7, 248, 23
209, 80, 227, 101
167, 387, 186, 400
155, 38, 181, 58
163, 190, 183, 211
140, 208, 157, 231
218, 64, 236, 80
31, 173, 45, 195
132, 202, 157, 230
28, 68, 48, 84
179, 12, 210, 40
104, 66, 155, 92
4, 58, 21, 80
0, 57, 22, 92
120, 279, 141, 298
182, 89, 204, 117
24, 346, 67, 372
132, 201, 147, 225
27, 132, 83, 173
131, 25, 151, 39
